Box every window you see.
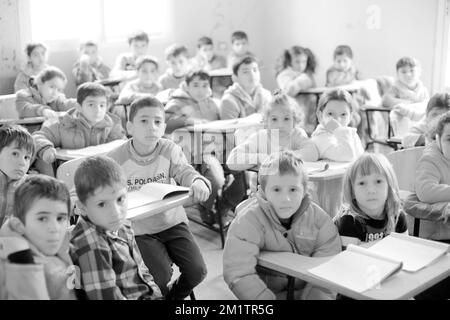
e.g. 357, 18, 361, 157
29, 0, 171, 43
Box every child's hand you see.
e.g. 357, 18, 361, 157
439, 203, 450, 224
189, 179, 210, 203
393, 104, 408, 116
79, 54, 91, 69
324, 118, 342, 132
42, 147, 57, 164
42, 109, 59, 120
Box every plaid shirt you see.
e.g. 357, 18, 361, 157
70, 216, 162, 300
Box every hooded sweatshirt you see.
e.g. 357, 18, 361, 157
223, 189, 341, 300
0, 217, 77, 300
220, 83, 271, 120
15, 84, 77, 119
32, 108, 126, 159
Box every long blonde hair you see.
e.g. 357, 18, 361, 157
338, 153, 401, 233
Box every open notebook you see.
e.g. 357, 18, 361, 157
309, 233, 449, 293
127, 183, 190, 211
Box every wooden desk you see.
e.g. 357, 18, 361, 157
127, 193, 191, 221
258, 251, 450, 300
55, 139, 127, 161
0, 117, 45, 126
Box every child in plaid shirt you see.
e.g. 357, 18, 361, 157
70, 156, 162, 300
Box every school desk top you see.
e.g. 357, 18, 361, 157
208, 68, 233, 77
258, 248, 450, 300
0, 117, 45, 126
183, 113, 263, 133
298, 83, 362, 95
55, 139, 127, 161
126, 193, 192, 221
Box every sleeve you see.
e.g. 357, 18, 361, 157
168, 143, 211, 190
403, 193, 449, 221
277, 72, 314, 96
311, 213, 342, 258
164, 101, 189, 134
226, 132, 260, 171
73, 62, 94, 86
395, 211, 408, 234
292, 132, 319, 162
105, 117, 126, 142
382, 86, 405, 108
74, 243, 126, 300
13, 72, 29, 93
117, 82, 136, 105
404, 102, 427, 121
335, 214, 365, 242
415, 156, 450, 203
53, 96, 78, 113
97, 62, 111, 79
219, 96, 240, 120
222, 217, 276, 300
15, 90, 49, 118
32, 123, 62, 157
313, 127, 363, 162
2, 262, 50, 299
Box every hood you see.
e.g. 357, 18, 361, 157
59, 107, 117, 130
255, 186, 312, 231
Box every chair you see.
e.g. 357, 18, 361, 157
386, 147, 425, 236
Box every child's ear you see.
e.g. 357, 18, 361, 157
180, 81, 188, 91
75, 200, 87, 217
9, 217, 26, 235
231, 74, 238, 83
75, 102, 83, 112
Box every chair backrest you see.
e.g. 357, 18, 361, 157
0, 94, 19, 120
386, 146, 425, 192
56, 157, 87, 193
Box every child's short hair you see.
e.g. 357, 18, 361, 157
258, 150, 308, 191
436, 111, 450, 137
197, 36, 213, 48
128, 96, 165, 123
426, 93, 450, 115
185, 71, 210, 85
74, 156, 126, 204
333, 45, 353, 59
79, 41, 97, 52
76, 82, 108, 105
341, 153, 400, 233
396, 56, 420, 70
165, 44, 189, 60
25, 43, 47, 58
128, 31, 150, 45
317, 89, 356, 114
135, 55, 159, 71
0, 124, 35, 156
276, 46, 317, 76
231, 31, 248, 43
263, 91, 302, 126
35, 66, 67, 84
14, 175, 71, 223
232, 55, 258, 76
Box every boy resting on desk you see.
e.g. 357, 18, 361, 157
165, 71, 224, 225
223, 150, 341, 300
0, 125, 34, 228
107, 96, 211, 300
70, 156, 162, 300
0, 175, 76, 299
32, 82, 126, 167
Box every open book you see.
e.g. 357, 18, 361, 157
127, 183, 190, 212
309, 233, 450, 293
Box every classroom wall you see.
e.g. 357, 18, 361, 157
260, 0, 440, 92
0, 0, 441, 96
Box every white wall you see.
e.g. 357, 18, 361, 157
0, 0, 441, 96
260, 0, 440, 92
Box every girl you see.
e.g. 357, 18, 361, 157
276, 46, 318, 134
334, 153, 408, 247
15, 66, 77, 119
14, 43, 49, 92
227, 91, 319, 172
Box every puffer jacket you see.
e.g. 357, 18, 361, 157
223, 189, 341, 300
33, 108, 126, 159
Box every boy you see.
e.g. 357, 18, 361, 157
165, 71, 223, 225
226, 31, 253, 69
326, 45, 360, 87
70, 156, 162, 300
191, 36, 226, 72
117, 55, 162, 105
158, 44, 191, 90
32, 82, 126, 166
107, 96, 211, 300
220, 55, 271, 120
382, 57, 429, 137
223, 150, 341, 300
311, 89, 364, 162
73, 41, 111, 86
111, 31, 150, 79
0, 125, 34, 227
403, 93, 450, 148
0, 174, 76, 299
